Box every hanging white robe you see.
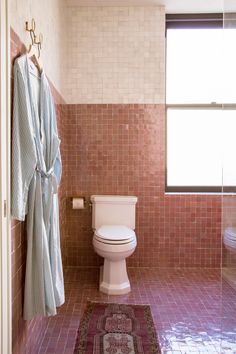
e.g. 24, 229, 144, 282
11, 54, 65, 320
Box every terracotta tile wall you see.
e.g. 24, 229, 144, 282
11, 28, 67, 354
64, 104, 222, 268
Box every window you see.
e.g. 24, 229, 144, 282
166, 14, 236, 192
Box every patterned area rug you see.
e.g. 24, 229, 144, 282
74, 302, 161, 354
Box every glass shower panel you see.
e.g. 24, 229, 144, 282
222, 3, 236, 353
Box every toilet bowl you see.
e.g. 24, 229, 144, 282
93, 225, 137, 294
224, 227, 236, 252
91, 195, 138, 295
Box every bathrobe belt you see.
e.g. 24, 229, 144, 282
36, 165, 58, 193
36, 165, 58, 230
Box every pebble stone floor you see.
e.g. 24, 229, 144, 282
37, 267, 236, 354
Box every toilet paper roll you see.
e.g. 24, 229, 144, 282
72, 197, 85, 209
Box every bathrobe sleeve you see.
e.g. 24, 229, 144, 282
52, 112, 62, 187
11, 59, 37, 221
43, 80, 62, 186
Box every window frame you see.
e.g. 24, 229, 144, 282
165, 14, 236, 193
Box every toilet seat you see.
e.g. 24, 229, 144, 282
94, 225, 136, 245
224, 228, 236, 250
224, 227, 236, 240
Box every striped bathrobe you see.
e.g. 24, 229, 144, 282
11, 54, 64, 320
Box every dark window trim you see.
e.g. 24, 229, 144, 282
166, 186, 222, 193
166, 186, 236, 194
166, 13, 223, 31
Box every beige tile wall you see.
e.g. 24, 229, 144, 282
10, 0, 67, 97
64, 6, 165, 103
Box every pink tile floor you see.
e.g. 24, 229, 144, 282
37, 268, 236, 354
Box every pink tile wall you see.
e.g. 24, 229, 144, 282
11, 28, 67, 354
64, 104, 222, 268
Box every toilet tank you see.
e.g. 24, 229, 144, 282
91, 195, 138, 230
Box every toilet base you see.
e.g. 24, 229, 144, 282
99, 261, 131, 295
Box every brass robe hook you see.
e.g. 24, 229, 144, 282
25, 18, 36, 32
34, 33, 43, 58
25, 19, 43, 58
25, 18, 36, 45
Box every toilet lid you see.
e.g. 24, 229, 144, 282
224, 227, 236, 240
224, 238, 236, 247
95, 225, 136, 242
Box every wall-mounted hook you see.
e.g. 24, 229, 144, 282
25, 18, 36, 32
34, 33, 43, 58
38, 33, 43, 47
34, 33, 43, 49
26, 19, 36, 46
25, 19, 43, 59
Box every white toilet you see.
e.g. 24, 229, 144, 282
224, 227, 236, 252
91, 195, 138, 295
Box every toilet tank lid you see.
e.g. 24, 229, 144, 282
90, 195, 138, 204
